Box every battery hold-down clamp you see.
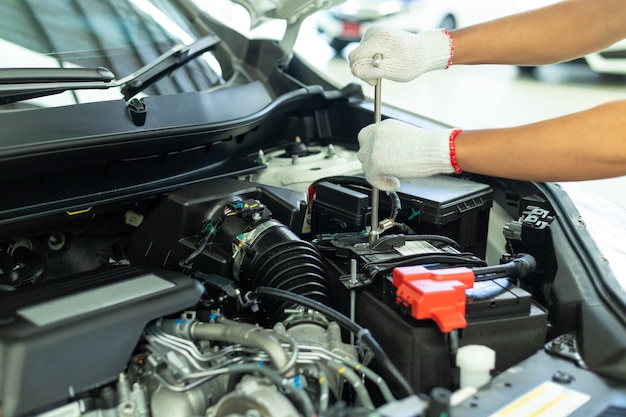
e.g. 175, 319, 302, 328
391, 253, 537, 333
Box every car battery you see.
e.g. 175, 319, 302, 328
316, 234, 548, 394
355, 281, 548, 393
310, 175, 493, 258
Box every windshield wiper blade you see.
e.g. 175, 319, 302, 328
1, 34, 221, 105
117, 34, 221, 100
0, 67, 115, 104
0, 67, 116, 83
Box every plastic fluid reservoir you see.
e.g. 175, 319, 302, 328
456, 345, 496, 389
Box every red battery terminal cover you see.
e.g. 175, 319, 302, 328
392, 265, 475, 333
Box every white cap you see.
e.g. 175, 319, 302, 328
456, 345, 496, 389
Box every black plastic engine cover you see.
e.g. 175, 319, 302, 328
0, 266, 204, 417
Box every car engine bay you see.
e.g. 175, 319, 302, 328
4, 135, 617, 417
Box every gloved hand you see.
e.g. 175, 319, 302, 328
358, 119, 462, 191
348, 26, 453, 85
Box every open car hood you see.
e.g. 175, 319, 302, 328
231, 0, 345, 26
230, 0, 345, 60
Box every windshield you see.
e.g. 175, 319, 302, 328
0, 0, 222, 109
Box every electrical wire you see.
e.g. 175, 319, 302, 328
309, 175, 401, 222
362, 252, 486, 281
404, 234, 462, 251
327, 359, 375, 409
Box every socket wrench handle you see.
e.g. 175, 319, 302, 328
373, 53, 383, 123
369, 53, 383, 244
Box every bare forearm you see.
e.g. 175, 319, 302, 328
451, 0, 626, 66
455, 100, 626, 181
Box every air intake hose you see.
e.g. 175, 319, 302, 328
231, 219, 331, 324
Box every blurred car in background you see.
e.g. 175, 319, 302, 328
316, 0, 430, 52
516, 0, 626, 76
316, 0, 626, 76
315, 0, 520, 53
582, 39, 626, 75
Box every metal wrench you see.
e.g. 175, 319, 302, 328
368, 53, 383, 244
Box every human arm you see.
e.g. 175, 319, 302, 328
358, 100, 626, 190
349, 0, 626, 82
455, 100, 626, 181
452, 0, 626, 66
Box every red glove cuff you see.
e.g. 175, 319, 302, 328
449, 128, 463, 174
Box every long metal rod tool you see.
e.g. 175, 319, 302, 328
369, 54, 383, 244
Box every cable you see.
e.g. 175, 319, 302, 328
404, 234, 462, 251
178, 200, 239, 269
472, 253, 537, 282
388, 191, 401, 221
327, 359, 375, 409
363, 252, 486, 281
340, 355, 395, 403
309, 175, 401, 222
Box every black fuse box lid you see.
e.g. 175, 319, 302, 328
397, 175, 493, 225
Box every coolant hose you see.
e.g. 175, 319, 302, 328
161, 319, 290, 373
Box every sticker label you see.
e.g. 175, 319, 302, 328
489, 381, 590, 417
395, 240, 440, 256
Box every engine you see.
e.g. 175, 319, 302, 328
0, 145, 553, 417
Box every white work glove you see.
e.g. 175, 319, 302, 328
358, 119, 461, 191
348, 26, 453, 85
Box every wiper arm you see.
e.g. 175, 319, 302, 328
0, 34, 221, 104
0, 67, 115, 105
117, 34, 221, 100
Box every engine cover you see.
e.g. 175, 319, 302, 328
0, 266, 204, 417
